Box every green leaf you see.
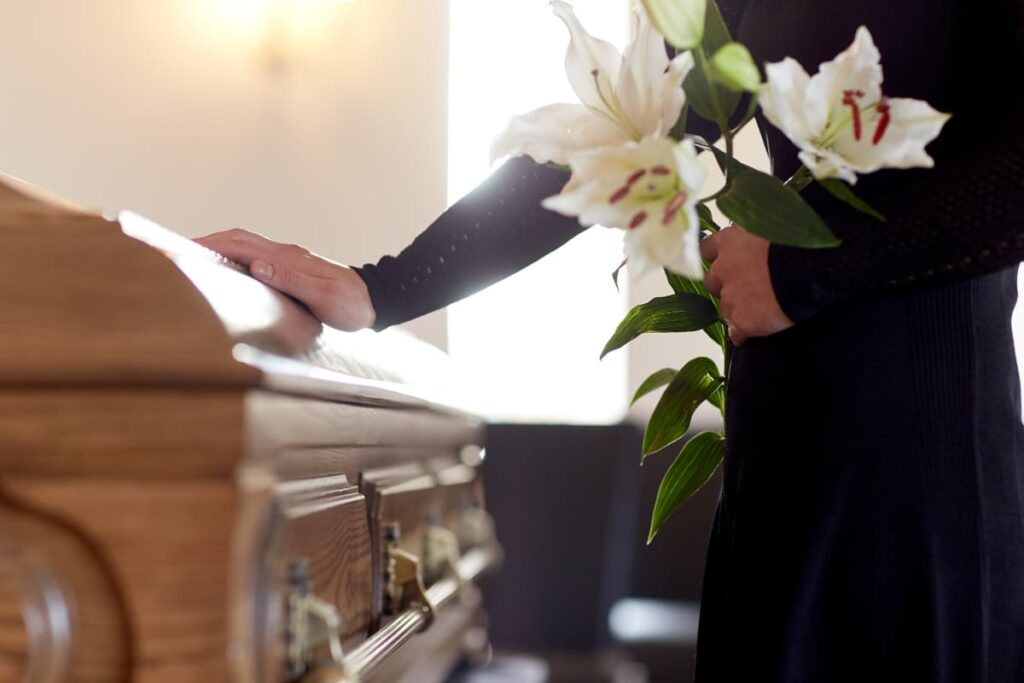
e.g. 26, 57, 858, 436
631, 368, 678, 406
717, 167, 841, 248
707, 384, 725, 414
696, 203, 722, 232
611, 259, 627, 291
702, 0, 732, 51
818, 178, 886, 222
685, 62, 741, 128
663, 269, 726, 346
709, 42, 760, 93
601, 293, 719, 359
648, 431, 724, 543
683, 3, 740, 126
642, 0, 706, 50
670, 103, 689, 142
665, 268, 707, 298
642, 357, 723, 457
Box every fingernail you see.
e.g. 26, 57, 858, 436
252, 262, 273, 280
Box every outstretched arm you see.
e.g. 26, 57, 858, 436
196, 156, 583, 331
353, 157, 582, 329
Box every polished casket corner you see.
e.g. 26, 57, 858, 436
0, 174, 498, 683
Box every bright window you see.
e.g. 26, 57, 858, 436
446, 0, 630, 423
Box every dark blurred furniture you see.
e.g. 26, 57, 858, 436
480, 423, 721, 682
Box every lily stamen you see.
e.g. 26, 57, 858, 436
590, 69, 642, 140
842, 89, 865, 141
872, 100, 892, 145
609, 185, 630, 204
662, 191, 688, 224
627, 169, 647, 186
629, 211, 648, 229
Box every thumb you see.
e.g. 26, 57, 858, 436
250, 260, 276, 282
250, 259, 318, 302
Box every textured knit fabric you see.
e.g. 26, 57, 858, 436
353, 1, 1024, 680
354, 158, 582, 330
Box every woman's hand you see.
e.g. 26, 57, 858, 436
194, 228, 377, 331
700, 225, 793, 345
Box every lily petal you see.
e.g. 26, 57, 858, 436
833, 97, 951, 174
623, 208, 703, 279
759, 58, 815, 146
657, 51, 695, 135
490, 103, 628, 165
552, 1, 624, 116
804, 26, 882, 136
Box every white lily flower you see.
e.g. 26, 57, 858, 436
542, 136, 707, 278
759, 26, 951, 184
490, 1, 694, 166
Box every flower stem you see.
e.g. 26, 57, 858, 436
785, 165, 813, 192
729, 93, 760, 137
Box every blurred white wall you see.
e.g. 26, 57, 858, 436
0, 0, 450, 345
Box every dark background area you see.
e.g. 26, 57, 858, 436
479, 423, 722, 682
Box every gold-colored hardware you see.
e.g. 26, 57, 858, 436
299, 663, 359, 683
423, 525, 463, 585
383, 524, 436, 631
286, 560, 358, 683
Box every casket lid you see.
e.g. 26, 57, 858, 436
0, 174, 465, 411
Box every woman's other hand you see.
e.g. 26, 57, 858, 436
194, 228, 376, 331
701, 225, 793, 346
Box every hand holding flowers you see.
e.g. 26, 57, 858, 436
492, 0, 950, 541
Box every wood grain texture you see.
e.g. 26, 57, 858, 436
0, 390, 246, 479
275, 475, 373, 637
4, 478, 237, 683
247, 392, 483, 457
0, 497, 130, 682
0, 570, 27, 682
0, 211, 257, 387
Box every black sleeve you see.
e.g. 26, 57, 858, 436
767, 0, 1024, 323
353, 157, 582, 330
355, 0, 750, 330
769, 107, 1024, 323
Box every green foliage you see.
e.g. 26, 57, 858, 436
631, 368, 678, 406
601, 293, 719, 359
709, 42, 760, 92
648, 431, 725, 543
696, 203, 722, 232
684, 3, 741, 126
717, 166, 841, 248
707, 384, 726, 414
642, 0, 707, 50
819, 178, 886, 222
642, 357, 723, 457
664, 269, 726, 346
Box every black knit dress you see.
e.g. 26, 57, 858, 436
355, 1, 1024, 680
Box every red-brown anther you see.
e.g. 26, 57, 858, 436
609, 185, 630, 204
661, 191, 687, 224
629, 211, 648, 229
626, 169, 647, 185
651, 165, 671, 175
872, 100, 892, 145
842, 89, 864, 141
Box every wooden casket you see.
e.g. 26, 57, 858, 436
0, 176, 499, 682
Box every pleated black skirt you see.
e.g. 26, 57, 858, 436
696, 266, 1024, 682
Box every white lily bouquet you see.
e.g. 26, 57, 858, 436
492, 0, 950, 541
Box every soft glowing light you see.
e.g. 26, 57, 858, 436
447, 0, 631, 424
204, 0, 354, 65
